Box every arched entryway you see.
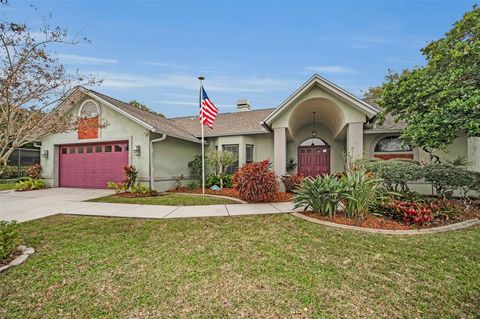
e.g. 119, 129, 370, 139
298, 138, 330, 177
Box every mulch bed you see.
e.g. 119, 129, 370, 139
0, 249, 23, 267
172, 187, 294, 203
113, 191, 158, 198
301, 199, 480, 230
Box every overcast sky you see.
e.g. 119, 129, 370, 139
3, 0, 476, 117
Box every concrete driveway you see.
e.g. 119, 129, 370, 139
0, 188, 296, 223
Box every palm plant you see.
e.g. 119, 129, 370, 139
293, 175, 347, 218
342, 170, 381, 219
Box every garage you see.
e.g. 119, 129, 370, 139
59, 141, 129, 188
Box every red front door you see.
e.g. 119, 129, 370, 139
298, 145, 330, 177
59, 141, 128, 189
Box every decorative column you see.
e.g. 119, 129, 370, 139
274, 127, 287, 180
346, 122, 364, 161
467, 137, 480, 172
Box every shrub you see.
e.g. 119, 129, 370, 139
432, 200, 460, 220
26, 163, 41, 179
363, 159, 423, 192
107, 181, 126, 194
423, 164, 477, 199
187, 180, 201, 190
131, 184, 153, 196
387, 200, 433, 226
205, 174, 220, 187
293, 175, 346, 218
232, 160, 279, 203
15, 177, 45, 191
0, 221, 20, 260
188, 154, 202, 176
0, 165, 18, 179
123, 165, 138, 190
222, 174, 233, 188
343, 170, 382, 219
281, 174, 304, 193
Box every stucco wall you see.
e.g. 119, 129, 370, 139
40, 95, 151, 188
149, 133, 201, 191
204, 133, 274, 170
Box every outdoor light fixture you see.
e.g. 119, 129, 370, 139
311, 111, 318, 140
41, 150, 48, 158
133, 145, 141, 156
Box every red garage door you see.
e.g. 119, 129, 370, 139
59, 141, 128, 189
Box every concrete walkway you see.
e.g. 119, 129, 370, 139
0, 188, 298, 222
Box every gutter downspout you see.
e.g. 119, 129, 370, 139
150, 134, 167, 191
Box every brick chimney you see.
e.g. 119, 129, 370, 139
236, 99, 251, 112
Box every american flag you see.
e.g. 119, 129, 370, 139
199, 86, 218, 128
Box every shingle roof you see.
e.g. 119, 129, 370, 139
171, 108, 275, 137
86, 89, 202, 143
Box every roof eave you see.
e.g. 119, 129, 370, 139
262, 74, 379, 126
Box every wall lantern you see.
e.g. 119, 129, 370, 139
41, 149, 49, 159
133, 145, 141, 156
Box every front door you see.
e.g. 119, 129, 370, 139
298, 145, 330, 177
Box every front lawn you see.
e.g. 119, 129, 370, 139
0, 182, 16, 191
87, 193, 239, 206
1, 214, 479, 318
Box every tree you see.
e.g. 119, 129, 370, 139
205, 150, 236, 189
128, 100, 164, 117
362, 86, 383, 104
0, 4, 97, 173
378, 6, 480, 151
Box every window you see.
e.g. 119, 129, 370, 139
104, 145, 112, 152
374, 136, 412, 152
246, 144, 254, 163
61, 148, 67, 154
114, 145, 122, 152
95, 145, 102, 153
78, 100, 100, 118
86, 146, 93, 153
300, 138, 327, 146
69, 148, 75, 154
223, 144, 239, 174
78, 147, 84, 154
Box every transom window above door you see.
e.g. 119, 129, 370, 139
300, 138, 327, 146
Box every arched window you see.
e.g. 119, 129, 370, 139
374, 136, 413, 160
374, 136, 411, 152
300, 138, 327, 146
78, 100, 100, 118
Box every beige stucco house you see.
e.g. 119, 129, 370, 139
40, 74, 480, 192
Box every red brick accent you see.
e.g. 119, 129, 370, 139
78, 117, 99, 139
374, 153, 414, 160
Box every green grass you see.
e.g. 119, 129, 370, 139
0, 182, 16, 191
1, 214, 479, 318
87, 193, 239, 206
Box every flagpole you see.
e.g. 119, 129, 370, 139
198, 76, 205, 196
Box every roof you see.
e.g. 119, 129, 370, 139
171, 108, 275, 137
262, 74, 379, 126
83, 89, 202, 143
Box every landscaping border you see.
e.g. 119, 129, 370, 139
0, 245, 35, 272
292, 212, 480, 235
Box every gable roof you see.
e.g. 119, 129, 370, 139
78, 88, 202, 144
262, 74, 379, 127
171, 108, 275, 137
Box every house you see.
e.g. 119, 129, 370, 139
39, 74, 480, 192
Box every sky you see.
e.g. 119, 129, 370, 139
2, 0, 477, 117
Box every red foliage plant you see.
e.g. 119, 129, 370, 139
281, 173, 304, 193
232, 160, 279, 203
26, 163, 42, 179
388, 201, 434, 226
